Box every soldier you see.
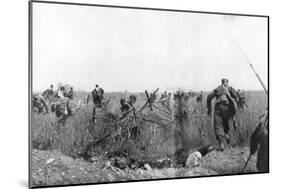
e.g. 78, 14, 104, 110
52, 86, 72, 116
33, 94, 48, 113
55, 86, 66, 99
92, 84, 104, 107
250, 110, 268, 172
237, 89, 248, 110
160, 91, 168, 100
159, 91, 169, 109
120, 95, 137, 112
196, 91, 203, 103
42, 84, 54, 102
42, 84, 54, 95
96, 84, 104, 97
207, 78, 238, 151
66, 87, 74, 100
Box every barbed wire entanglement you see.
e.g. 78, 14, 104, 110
84, 88, 206, 153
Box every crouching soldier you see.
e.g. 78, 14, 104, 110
66, 87, 74, 100
33, 94, 48, 113
207, 78, 238, 151
120, 95, 137, 112
51, 86, 72, 118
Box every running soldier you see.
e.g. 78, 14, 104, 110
33, 94, 48, 113
207, 78, 238, 151
51, 86, 72, 117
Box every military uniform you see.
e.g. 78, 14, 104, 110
92, 86, 104, 108
207, 85, 238, 143
66, 88, 74, 100
196, 92, 203, 103
250, 110, 269, 172
33, 94, 49, 113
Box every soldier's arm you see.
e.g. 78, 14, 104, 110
207, 90, 216, 114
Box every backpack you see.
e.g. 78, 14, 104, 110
215, 86, 237, 115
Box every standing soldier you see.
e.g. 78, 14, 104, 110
207, 78, 238, 151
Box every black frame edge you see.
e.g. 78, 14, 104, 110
31, 0, 269, 18
28, 0, 33, 188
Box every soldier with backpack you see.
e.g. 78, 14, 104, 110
207, 78, 238, 151
92, 84, 104, 108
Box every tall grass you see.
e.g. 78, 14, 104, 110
32, 91, 267, 160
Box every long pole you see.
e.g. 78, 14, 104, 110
236, 43, 268, 95
241, 154, 252, 172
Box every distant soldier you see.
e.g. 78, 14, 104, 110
120, 95, 137, 112
160, 91, 169, 110
207, 78, 238, 151
96, 84, 104, 97
42, 84, 54, 102
33, 94, 48, 113
250, 110, 268, 172
92, 84, 104, 107
196, 91, 203, 103
55, 86, 66, 99
149, 92, 157, 103
237, 89, 248, 110
52, 86, 72, 116
66, 87, 74, 100
160, 91, 168, 100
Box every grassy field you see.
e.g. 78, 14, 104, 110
31, 90, 267, 161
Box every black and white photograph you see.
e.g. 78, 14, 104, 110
29, 1, 269, 188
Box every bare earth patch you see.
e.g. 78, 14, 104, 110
32, 147, 257, 187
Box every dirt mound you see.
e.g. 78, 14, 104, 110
31, 146, 257, 187
201, 147, 257, 174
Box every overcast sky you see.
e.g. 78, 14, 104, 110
33, 3, 268, 92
